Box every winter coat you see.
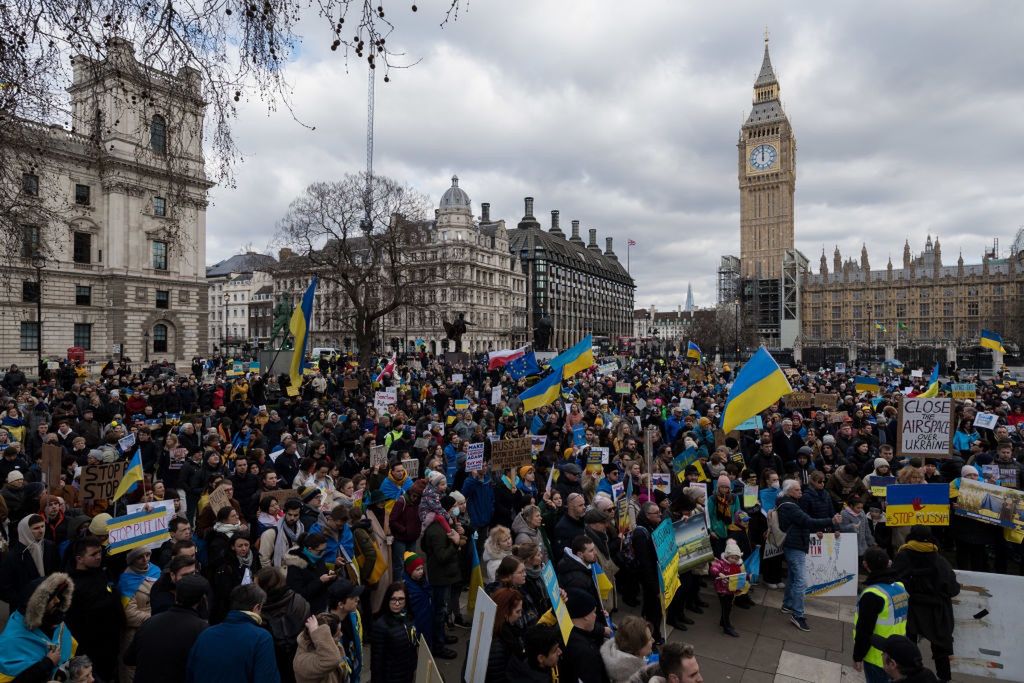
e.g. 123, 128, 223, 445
404, 573, 434, 649
263, 587, 311, 683
839, 507, 875, 556
369, 611, 418, 683
776, 496, 834, 551
420, 518, 461, 586
493, 480, 528, 529
120, 576, 154, 682
709, 557, 745, 596
285, 549, 331, 614
462, 476, 495, 528
890, 544, 960, 650
556, 552, 601, 607
552, 512, 585, 563
511, 512, 546, 559
388, 494, 422, 544
600, 638, 647, 683
123, 605, 208, 683
0, 538, 60, 604
186, 610, 281, 683
293, 623, 346, 683
65, 567, 125, 680
485, 625, 526, 683
798, 486, 836, 521
482, 537, 511, 584
561, 625, 611, 683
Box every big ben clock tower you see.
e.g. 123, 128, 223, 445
739, 35, 795, 280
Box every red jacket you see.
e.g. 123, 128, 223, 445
389, 494, 422, 543
709, 557, 746, 595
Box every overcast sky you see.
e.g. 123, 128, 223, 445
205, 1, 1024, 308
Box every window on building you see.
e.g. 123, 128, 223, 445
73, 232, 91, 264
831, 306, 841, 319
76, 285, 92, 306
943, 302, 953, 317
967, 301, 979, 316
153, 324, 168, 352
156, 290, 170, 309
150, 115, 167, 154
852, 306, 862, 318
919, 322, 930, 337
75, 184, 90, 206
20, 224, 40, 257
896, 304, 907, 318
22, 173, 38, 196
919, 303, 929, 317
22, 281, 39, 303
153, 196, 166, 217
831, 323, 842, 338
152, 241, 168, 270
73, 323, 92, 350
944, 322, 954, 338
20, 322, 39, 351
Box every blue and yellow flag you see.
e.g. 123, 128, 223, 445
980, 329, 1006, 354
855, 376, 881, 394
918, 362, 940, 398
886, 483, 950, 526
720, 347, 793, 433
467, 531, 485, 614
113, 449, 144, 501
287, 277, 319, 396
548, 334, 594, 379
518, 371, 562, 412
592, 562, 613, 601
687, 341, 701, 360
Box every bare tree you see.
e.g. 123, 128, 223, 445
276, 172, 448, 365
1, 0, 463, 258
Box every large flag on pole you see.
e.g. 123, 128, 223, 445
488, 346, 529, 371
287, 277, 318, 396
113, 449, 144, 501
467, 532, 484, 614
980, 329, 1006, 354
720, 347, 793, 433
548, 335, 594, 379
917, 363, 940, 398
518, 371, 562, 412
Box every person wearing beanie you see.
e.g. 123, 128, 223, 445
389, 477, 426, 581
709, 538, 748, 637
420, 491, 461, 660
596, 462, 620, 498
708, 474, 741, 559
561, 589, 610, 683
950, 465, 993, 572
124, 574, 211, 683
401, 549, 435, 652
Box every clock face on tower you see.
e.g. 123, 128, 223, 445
749, 143, 777, 171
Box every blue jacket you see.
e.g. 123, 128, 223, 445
462, 475, 495, 528
798, 486, 835, 520
444, 444, 460, 485
663, 416, 686, 444
777, 496, 834, 551
404, 573, 434, 647
309, 521, 354, 563
186, 611, 280, 683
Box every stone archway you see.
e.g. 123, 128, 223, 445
141, 312, 185, 361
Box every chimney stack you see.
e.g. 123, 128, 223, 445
524, 197, 534, 219
549, 210, 564, 237
605, 237, 618, 261
588, 229, 601, 252
481, 202, 490, 223
570, 220, 583, 244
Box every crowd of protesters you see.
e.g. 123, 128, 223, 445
0, 347, 1016, 682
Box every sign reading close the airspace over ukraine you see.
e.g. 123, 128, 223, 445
898, 397, 954, 458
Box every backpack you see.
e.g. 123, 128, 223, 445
766, 502, 794, 548
619, 525, 648, 570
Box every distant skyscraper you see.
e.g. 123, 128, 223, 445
684, 283, 694, 312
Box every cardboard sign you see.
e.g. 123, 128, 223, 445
81, 461, 127, 502
974, 412, 999, 431
41, 444, 63, 490
208, 486, 233, 515
690, 367, 705, 382
451, 373, 464, 384
951, 383, 977, 400
615, 382, 631, 395
829, 410, 849, 424
126, 501, 176, 550
490, 437, 532, 471
413, 437, 430, 450
491, 386, 502, 404
787, 392, 839, 410
374, 391, 396, 413
597, 361, 618, 376
465, 442, 485, 472
401, 458, 419, 479
415, 634, 444, 683
260, 488, 299, 505
869, 475, 896, 497
885, 483, 950, 526
465, 588, 497, 683
370, 444, 388, 468
343, 378, 359, 390
106, 508, 170, 555
898, 397, 954, 458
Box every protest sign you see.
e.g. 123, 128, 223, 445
652, 473, 671, 495
41, 444, 62, 489
597, 361, 618, 376
572, 423, 586, 447
107, 508, 170, 555
835, 362, 847, 374
413, 437, 430, 450
529, 435, 547, 457
465, 442, 485, 472
451, 373, 464, 384
490, 437, 532, 471
869, 475, 896, 497
829, 410, 849, 424
652, 519, 681, 609
674, 516, 713, 572
743, 485, 758, 508
454, 398, 470, 411
208, 486, 233, 515
911, 369, 923, 378
369, 444, 388, 468
689, 367, 705, 382
951, 383, 977, 400
126, 501, 175, 550
414, 634, 443, 683
759, 488, 778, 512
898, 397, 954, 457
401, 458, 419, 479
374, 391, 395, 413
735, 415, 763, 431
260, 488, 299, 506
428, 421, 445, 436
787, 392, 839, 410
885, 483, 950, 525
955, 478, 1024, 532
82, 461, 127, 502
951, 570, 1024, 682
615, 381, 631, 394
585, 449, 604, 476
680, 397, 694, 412
343, 378, 359, 390
464, 588, 497, 683
974, 412, 999, 430
805, 533, 857, 597
118, 432, 136, 452
491, 386, 502, 404
541, 560, 573, 642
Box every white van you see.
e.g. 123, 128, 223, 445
310, 347, 338, 359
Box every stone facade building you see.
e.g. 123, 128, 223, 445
506, 198, 635, 350
0, 40, 211, 368
206, 252, 276, 353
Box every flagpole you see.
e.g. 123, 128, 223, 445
627, 242, 631, 274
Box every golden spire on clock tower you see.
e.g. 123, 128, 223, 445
738, 33, 795, 279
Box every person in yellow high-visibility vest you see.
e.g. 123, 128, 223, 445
853, 546, 909, 683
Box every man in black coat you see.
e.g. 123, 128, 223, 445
552, 492, 586, 562
65, 538, 125, 682
124, 575, 210, 683
556, 535, 602, 608
560, 590, 611, 683
773, 418, 804, 464
633, 501, 665, 643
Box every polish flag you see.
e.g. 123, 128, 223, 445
375, 353, 396, 383
488, 346, 528, 371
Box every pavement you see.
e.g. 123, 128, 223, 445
425, 582, 995, 683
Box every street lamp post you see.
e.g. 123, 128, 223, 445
31, 252, 45, 376
734, 298, 740, 361
223, 292, 230, 358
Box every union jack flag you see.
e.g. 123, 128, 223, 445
627, 239, 636, 246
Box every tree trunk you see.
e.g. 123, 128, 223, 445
356, 320, 375, 368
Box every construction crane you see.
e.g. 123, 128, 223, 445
361, 61, 375, 231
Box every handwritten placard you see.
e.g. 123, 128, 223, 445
81, 461, 127, 502
615, 382, 631, 395
490, 437, 532, 471
370, 444, 388, 468
898, 397, 954, 458
465, 442, 485, 472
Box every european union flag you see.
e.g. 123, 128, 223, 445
507, 350, 541, 380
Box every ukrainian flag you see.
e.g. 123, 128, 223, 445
113, 449, 144, 501
855, 376, 881, 394
918, 362, 940, 398
980, 329, 1006, 354
720, 347, 793, 433
592, 562, 613, 601
548, 334, 594, 379
687, 341, 701, 360
287, 277, 319, 396
518, 371, 563, 412
467, 531, 485, 614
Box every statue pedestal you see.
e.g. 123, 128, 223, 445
444, 352, 469, 366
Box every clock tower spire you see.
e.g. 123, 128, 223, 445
738, 34, 795, 279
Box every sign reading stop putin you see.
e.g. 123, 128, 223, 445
898, 397, 955, 458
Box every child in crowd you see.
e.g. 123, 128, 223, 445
709, 538, 749, 638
